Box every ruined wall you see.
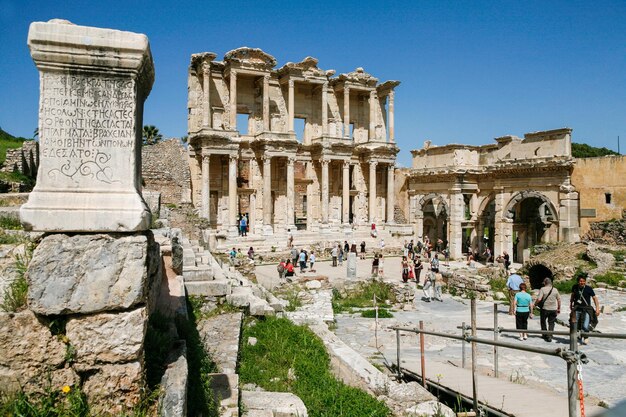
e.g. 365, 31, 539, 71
142, 139, 191, 205
1, 140, 39, 177
572, 155, 626, 234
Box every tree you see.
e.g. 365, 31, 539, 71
142, 125, 163, 145
571, 142, 620, 158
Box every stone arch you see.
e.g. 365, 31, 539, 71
504, 190, 558, 222
417, 193, 449, 247
527, 264, 554, 290
416, 193, 449, 217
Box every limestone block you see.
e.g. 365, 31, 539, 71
183, 265, 215, 281
66, 307, 146, 364
159, 342, 188, 417
242, 390, 308, 417
226, 286, 255, 307
405, 400, 455, 417
305, 280, 322, 290
185, 280, 232, 297
209, 373, 239, 414
249, 298, 275, 317
388, 381, 436, 404
347, 252, 357, 278
27, 233, 158, 315
82, 362, 143, 415
21, 19, 154, 232
0, 310, 76, 393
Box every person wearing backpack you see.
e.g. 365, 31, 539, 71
570, 275, 601, 345
277, 259, 286, 280
535, 277, 561, 342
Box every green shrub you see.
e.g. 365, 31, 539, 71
239, 317, 390, 417
361, 308, 393, 318
332, 281, 396, 313
1, 246, 32, 312
594, 272, 624, 287
0, 215, 22, 230
0, 383, 89, 417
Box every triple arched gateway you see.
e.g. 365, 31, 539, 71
405, 129, 580, 261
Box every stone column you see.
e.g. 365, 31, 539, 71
321, 82, 328, 136
288, 79, 295, 132
228, 155, 238, 235
201, 154, 210, 220
343, 86, 350, 138
342, 161, 350, 224
321, 159, 330, 224
559, 181, 581, 243
388, 90, 395, 142
229, 70, 237, 130
416, 214, 424, 241
263, 75, 270, 132
21, 19, 153, 232
448, 188, 464, 259
369, 160, 378, 223
386, 164, 395, 224
262, 156, 273, 234
369, 90, 377, 140
202, 61, 212, 128
286, 156, 296, 230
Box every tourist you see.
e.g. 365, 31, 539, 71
343, 240, 350, 254
371, 254, 379, 278
513, 283, 533, 341
298, 250, 307, 273
401, 256, 410, 283
371, 222, 377, 238
240, 215, 248, 236
483, 247, 493, 263
284, 259, 295, 279
247, 246, 255, 260
416, 239, 423, 255
277, 259, 286, 279
291, 246, 299, 265
229, 247, 237, 264
309, 251, 316, 272
338, 245, 344, 266
430, 254, 440, 273
331, 245, 338, 267
433, 272, 443, 302
570, 275, 600, 345
535, 277, 561, 342
436, 238, 443, 253
423, 270, 435, 302
287, 228, 294, 249
380, 238, 385, 252
378, 254, 385, 278
502, 251, 511, 270
506, 268, 524, 315
360, 241, 366, 259
350, 241, 357, 253
443, 246, 450, 266
426, 242, 432, 259
414, 257, 424, 284
407, 239, 414, 260
403, 241, 409, 258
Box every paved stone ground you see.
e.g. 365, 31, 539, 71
256, 256, 626, 408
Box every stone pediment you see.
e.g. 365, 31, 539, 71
224, 47, 277, 70
338, 67, 378, 87
278, 56, 334, 79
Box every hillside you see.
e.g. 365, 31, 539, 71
0, 128, 29, 165
572, 142, 620, 158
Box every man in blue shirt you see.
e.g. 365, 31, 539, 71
506, 268, 524, 315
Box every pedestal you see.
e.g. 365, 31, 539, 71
347, 252, 357, 279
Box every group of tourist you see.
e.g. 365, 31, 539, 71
277, 247, 319, 280
508, 269, 601, 344
330, 241, 364, 266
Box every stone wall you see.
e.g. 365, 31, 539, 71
0, 140, 39, 177
572, 155, 626, 235
142, 139, 191, 206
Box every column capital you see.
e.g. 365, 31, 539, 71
262, 155, 272, 164
202, 61, 211, 76
389, 89, 395, 99
343, 160, 351, 169
321, 158, 330, 167
369, 90, 376, 98
202, 154, 210, 163
370, 160, 378, 167
230, 69, 237, 78
229, 154, 238, 162
288, 79, 294, 88
263, 74, 270, 82
287, 155, 296, 165
344, 85, 350, 93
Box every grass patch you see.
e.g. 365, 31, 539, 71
576, 252, 597, 267
488, 277, 507, 293
0, 171, 35, 186
554, 278, 578, 294
0, 384, 89, 417
0, 215, 22, 230
609, 250, 626, 263
178, 298, 219, 417
594, 272, 624, 287
361, 308, 393, 318
0, 133, 27, 165
1, 245, 32, 312
239, 317, 390, 417
332, 281, 396, 314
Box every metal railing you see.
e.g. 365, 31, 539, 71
390, 299, 626, 417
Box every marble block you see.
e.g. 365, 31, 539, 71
347, 252, 357, 278
20, 19, 154, 232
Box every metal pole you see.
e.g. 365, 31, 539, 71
420, 320, 426, 387
462, 321, 466, 368
396, 328, 401, 379
568, 311, 579, 417
494, 303, 499, 378
471, 298, 478, 414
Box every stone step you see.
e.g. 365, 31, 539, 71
208, 373, 239, 416
241, 391, 308, 417
182, 265, 214, 282
184, 280, 231, 297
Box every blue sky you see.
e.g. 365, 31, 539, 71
1, 0, 624, 166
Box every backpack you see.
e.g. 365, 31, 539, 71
277, 263, 285, 273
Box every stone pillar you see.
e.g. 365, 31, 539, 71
321, 159, 330, 224
321, 82, 328, 136
493, 191, 508, 258
416, 214, 424, 241
263, 75, 270, 132
21, 19, 153, 232
388, 90, 395, 142
201, 154, 210, 220
448, 189, 464, 259
343, 86, 350, 138
228, 155, 238, 235
342, 161, 350, 224
288, 80, 295, 132
262, 156, 273, 234
559, 181, 581, 243
202, 60, 212, 128
369, 160, 378, 223
386, 165, 395, 224
229, 70, 237, 130
286, 156, 296, 230
369, 90, 377, 140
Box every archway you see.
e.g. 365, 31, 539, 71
528, 264, 554, 290
505, 191, 558, 263
418, 194, 448, 248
